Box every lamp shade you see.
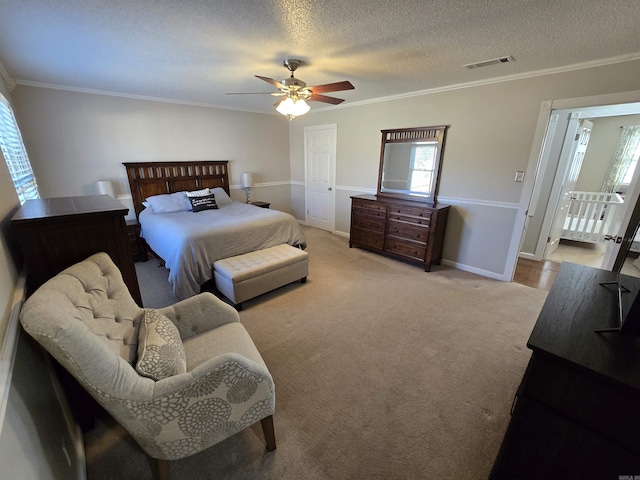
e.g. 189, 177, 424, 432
94, 180, 115, 198
241, 172, 253, 188
276, 98, 310, 117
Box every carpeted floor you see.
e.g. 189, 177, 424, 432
84, 225, 548, 479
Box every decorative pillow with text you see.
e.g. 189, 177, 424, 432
187, 193, 218, 212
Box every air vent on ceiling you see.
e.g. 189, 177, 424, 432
464, 55, 514, 69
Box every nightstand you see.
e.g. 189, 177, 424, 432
126, 219, 148, 262
251, 201, 270, 209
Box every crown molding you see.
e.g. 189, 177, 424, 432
0, 60, 16, 91
12, 52, 640, 114
314, 52, 640, 113
13, 79, 279, 115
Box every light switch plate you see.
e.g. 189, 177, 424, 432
515, 171, 525, 182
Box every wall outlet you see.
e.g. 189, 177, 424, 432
515, 171, 525, 182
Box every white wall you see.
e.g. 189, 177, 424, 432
11, 87, 292, 218
289, 59, 640, 278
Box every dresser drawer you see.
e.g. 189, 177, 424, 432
351, 228, 384, 250
387, 220, 429, 244
388, 207, 432, 226
352, 214, 385, 233
352, 197, 386, 213
384, 238, 426, 261
353, 205, 386, 218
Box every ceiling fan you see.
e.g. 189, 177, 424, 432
227, 59, 354, 118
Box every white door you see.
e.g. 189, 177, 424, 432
544, 118, 593, 258
305, 125, 336, 232
601, 160, 640, 270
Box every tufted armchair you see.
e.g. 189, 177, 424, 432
19, 252, 275, 479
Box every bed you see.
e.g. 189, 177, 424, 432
123, 161, 306, 299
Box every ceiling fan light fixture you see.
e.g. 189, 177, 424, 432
276, 97, 310, 119
229, 59, 354, 117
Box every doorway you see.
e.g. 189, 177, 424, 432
514, 97, 640, 287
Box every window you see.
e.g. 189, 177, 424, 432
409, 142, 437, 193
620, 135, 640, 185
0, 93, 39, 204
603, 125, 640, 194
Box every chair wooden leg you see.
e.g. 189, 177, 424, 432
261, 415, 277, 451
149, 458, 170, 480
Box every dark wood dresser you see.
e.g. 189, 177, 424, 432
11, 195, 142, 306
491, 262, 640, 478
349, 194, 449, 271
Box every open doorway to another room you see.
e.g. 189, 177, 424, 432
516, 103, 640, 290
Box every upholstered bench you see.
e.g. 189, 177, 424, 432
213, 244, 308, 309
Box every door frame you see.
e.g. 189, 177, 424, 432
508, 90, 640, 281
304, 123, 337, 232
541, 117, 593, 260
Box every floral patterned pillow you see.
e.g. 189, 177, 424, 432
136, 309, 187, 381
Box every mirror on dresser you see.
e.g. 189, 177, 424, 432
349, 125, 450, 271
377, 125, 448, 205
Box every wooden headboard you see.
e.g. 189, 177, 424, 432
123, 161, 230, 220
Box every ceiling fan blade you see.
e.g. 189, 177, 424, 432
309, 93, 345, 105
256, 75, 285, 90
308, 80, 354, 94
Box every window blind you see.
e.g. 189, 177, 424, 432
0, 94, 39, 204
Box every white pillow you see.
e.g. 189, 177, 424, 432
210, 187, 232, 205
145, 192, 191, 214
186, 188, 211, 197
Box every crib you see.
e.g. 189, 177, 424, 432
561, 191, 624, 243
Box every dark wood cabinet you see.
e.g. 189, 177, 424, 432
491, 263, 640, 478
11, 195, 143, 306
349, 194, 449, 271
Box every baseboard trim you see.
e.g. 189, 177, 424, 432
440, 259, 507, 281
331, 229, 506, 281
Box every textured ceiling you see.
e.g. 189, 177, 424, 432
1, 0, 639, 114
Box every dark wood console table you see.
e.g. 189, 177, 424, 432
11, 195, 142, 306
491, 262, 640, 478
